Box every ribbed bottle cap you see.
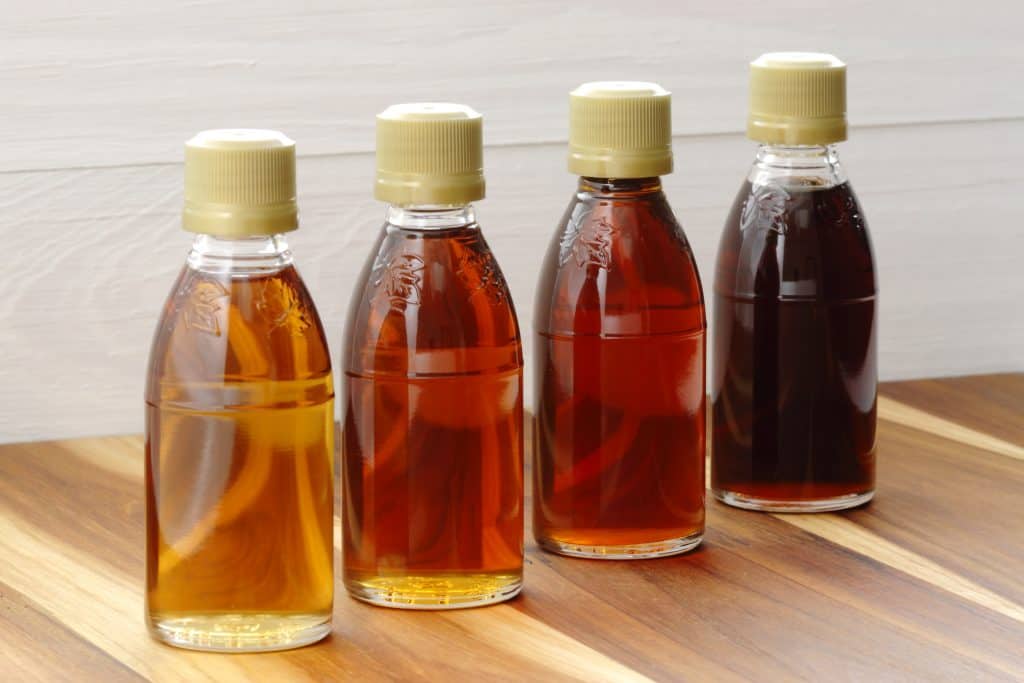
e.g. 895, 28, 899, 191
375, 103, 485, 205
183, 129, 298, 236
568, 81, 673, 178
747, 52, 847, 145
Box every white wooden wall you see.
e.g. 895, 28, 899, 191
2, 1, 1022, 443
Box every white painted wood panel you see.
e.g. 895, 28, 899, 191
2, 1, 1022, 170
3, 1, 1022, 441
2, 120, 1021, 442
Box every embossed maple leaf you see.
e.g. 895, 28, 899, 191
256, 278, 310, 334
183, 280, 229, 336
558, 208, 585, 266
559, 209, 614, 270
572, 216, 614, 269
457, 247, 504, 303
741, 184, 791, 235
374, 254, 425, 307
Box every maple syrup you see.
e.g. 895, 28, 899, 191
711, 54, 878, 512
145, 131, 334, 651
342, 104, 523, 607
534, 84, 706, 558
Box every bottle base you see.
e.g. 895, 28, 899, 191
714, 488, 875, 513
537, 531, 703, 560
147, 612, 331, 652
345, 572, 522, 610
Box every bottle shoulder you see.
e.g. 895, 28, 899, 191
535, 191, 706, 336
147, 263, 333, 397
714, 179, 876, 301
344, 224, 522, 376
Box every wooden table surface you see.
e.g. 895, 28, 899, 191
1, 374, 1022, 681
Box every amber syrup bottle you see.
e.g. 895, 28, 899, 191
711, 53, 878, 512
342, 104, 524, 608
534, 83, 706, 559
145, 130, 334, 651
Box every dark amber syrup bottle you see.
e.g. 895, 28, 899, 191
711, 54, 878, 512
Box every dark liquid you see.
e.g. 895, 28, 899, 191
711, 180, 877, 506
534, 178, 706, 555
342, 224, 524, 606
145, 265, 334, 646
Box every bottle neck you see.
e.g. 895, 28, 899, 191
578, 176, 663, 198
749, 144, 847, 189
386, 204, 477, 231
187, 233, 293, 274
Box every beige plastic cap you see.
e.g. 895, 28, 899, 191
375, 103, 485, 205
747, 52, 847, 145
568, 81, 673, 178
183, 129, 298, 236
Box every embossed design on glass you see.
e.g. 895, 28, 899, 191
741, 184, 791, 235
257, 277, 312, 333
183, 280, 229, 335
559, 208, 614, 270
457, 244, 505, 303
373, 253, 425, 307
534, 177, 707, 559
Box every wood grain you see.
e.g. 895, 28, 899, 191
842, 378, 1024, 608
0, 374, 1022, 681
775, 513, 1024, 624
3, 119, 1023, 442
0, 579, 142, 683
880, 374, 1024, 448
878, 396, 1024, 461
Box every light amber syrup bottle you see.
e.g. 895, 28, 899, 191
711, 54, 878, 512
534, 83, 707, 559
342, 104, 524, 608
145, 130, 334, 651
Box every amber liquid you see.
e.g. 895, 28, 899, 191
534, 178, 706, 558
343, 222, 524, 608
145, 264, 334, 651
711, 181, 877, 510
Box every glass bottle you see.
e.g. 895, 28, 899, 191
342, 104, 524, 608
534, 83, 707, 559
711, 53, 878, 512
145, 130, 334, 651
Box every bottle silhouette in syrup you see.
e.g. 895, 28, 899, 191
711, 53, 878, 511
534, 83, 707, 558
342, 104, 524, 607
146, 130, 334, 651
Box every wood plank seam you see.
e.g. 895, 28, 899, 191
772, 513, 1024, 626
0, 500, 649, 682
0, 579, 146, 683
877, 396, 1024, 461
6, 380, 1022, 679
0, 510, 315, 682
68, 423, 1024, 640
16, 114, 1024, 176
332, 513, 652, 683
